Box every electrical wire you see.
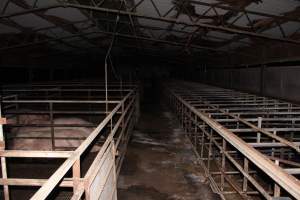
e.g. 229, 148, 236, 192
109, 54, 123, 97
104, 1, 123, 115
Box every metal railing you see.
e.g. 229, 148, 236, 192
165, 81, 300, 200
0, 85, 139, 200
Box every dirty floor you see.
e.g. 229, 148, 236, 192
117, 102, 221, 200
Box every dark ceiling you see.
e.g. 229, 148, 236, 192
0, 0, 300, 66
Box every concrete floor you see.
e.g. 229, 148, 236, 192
117, 102, 222, 200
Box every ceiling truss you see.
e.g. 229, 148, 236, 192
0, 0, 299, 63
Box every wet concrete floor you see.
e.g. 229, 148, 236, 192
117, 102, 222, 200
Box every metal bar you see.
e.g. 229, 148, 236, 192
0, 85, 138, 200
0, 3, 299, 45
30, 90, 135, 199
166, 81, 300, 199
0, 101, 9, 200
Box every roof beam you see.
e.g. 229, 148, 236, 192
189, 0, 300, 23
0, 28, 257, 59
0, 2, 299, 45
9, 0, 96, 48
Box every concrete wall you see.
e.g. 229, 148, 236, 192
205, 66, 300, 103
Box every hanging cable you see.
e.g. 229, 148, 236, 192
109, 54, 123, 97
104, 1, 123, 115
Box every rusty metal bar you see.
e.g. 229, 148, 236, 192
0, 83, 139, 199
165, 81, 300, 199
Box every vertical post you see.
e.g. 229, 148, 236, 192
88, 89, 92, 122
221, 139, 226, 191
194, 114, 197, 148
49, 102, 55, 150
274, 160, 281, 197
272, 131, 276, 157
110, 117, 113, 135
105, 62, 108, 117
289, 120, 295, 159
122, 101, 125, 132
256, 117, 262, 143
200, 123, 205, 158
243, 158, 249, 194
237, 114, 240, 129
73, 159, 81, 193
207, 128, 213, 171
112, 142, 118, 200
15, 95, 19, 125
0, 102, 9, 200
188, 110, 192, 136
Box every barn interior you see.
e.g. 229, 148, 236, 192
1, 0, 300, 200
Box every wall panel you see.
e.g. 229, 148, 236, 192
206, 66, 300, 103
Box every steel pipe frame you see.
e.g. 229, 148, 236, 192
1, 82, 140, 101
0, 86, 139, 200
165, 81, 300, 200
1, 85, 137, 101
170, 94, 269, 199
177, 84, 300, 125
1, 90, 127, 150
1, 85, 137, 97
2, 81, 137, 87
175, 90, 300, 152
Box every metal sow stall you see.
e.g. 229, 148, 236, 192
165, 81, 300, 200
0, 83, 139, 200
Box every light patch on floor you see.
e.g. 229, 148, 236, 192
132, 131, 171, 147
118, 104, 222, 200
185, 173, 207, 183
